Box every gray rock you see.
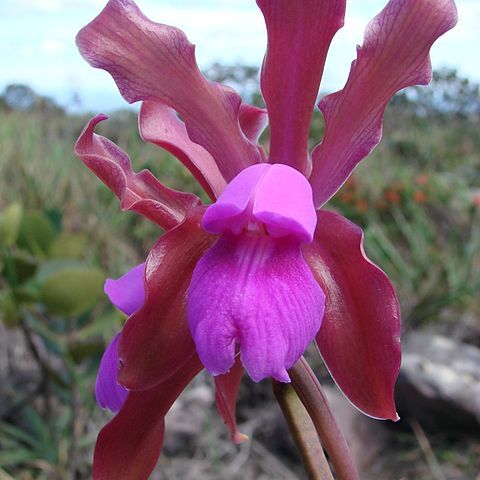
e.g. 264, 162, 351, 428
0, 323, 41, 418
396, 332, 480, 431
323, 386, 388, 471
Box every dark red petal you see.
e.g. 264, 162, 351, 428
302, 210, 401, 420
310, 0, 458, 207
76, 0, 262, 182
257, 0, 345, 175
75, 114, 200, 230
238, 103, 269, 145
214, 357, 248, 444
140, 101, 226, 201
93, 354, 203, 480
118, 207, 216, 390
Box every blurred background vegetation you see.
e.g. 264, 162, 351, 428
0, 66, 479, 479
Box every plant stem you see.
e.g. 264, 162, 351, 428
273, 380, 334, 480
289, 357, 360, 480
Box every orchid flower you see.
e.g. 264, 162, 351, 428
75, 0, 457, 478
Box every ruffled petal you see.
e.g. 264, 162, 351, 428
104, 263, 146, 316
95, 333, 128, 412
257, 0, 345, 175
76, 0, 262, 182
118, 208, 215, 390
203, 164, 317, 243
214, 356, 248, 444
302, 210, 401, 420
93, 354, 203, 480
310, 0, 458, 207
75, 114, 200, 230
139, 101, 225, 201
188, 233, 325, 383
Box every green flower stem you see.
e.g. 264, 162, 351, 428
273, 380, 334, 480
289, 357, 360, 480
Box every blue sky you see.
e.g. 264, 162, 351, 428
1, 0, 478, 112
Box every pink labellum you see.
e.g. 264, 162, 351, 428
302, 210, 401, 420
76, 0, 262, 182
257, 0, 345, 175
188, 233, 325, 383
75, 114, 200, 230
310, 0, 458, 207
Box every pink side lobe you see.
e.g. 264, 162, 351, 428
104, 263, 146, 316
95, 333, 129, 412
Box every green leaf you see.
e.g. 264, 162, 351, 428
39, 266, 105, 316
69, 338, 106, 363
0, 291, 20, 328
0, 467, 17, 480
9, 251, 37, 284
48, 233, 88, 260
75, 309, 122, 342
0, 449, 36, 467
0, 203, 23, 246
35, 259, 83, 282
0, 422, 38, 449
17, 211, 55, 255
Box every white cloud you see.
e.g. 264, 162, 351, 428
2, 0, 100, 15
0, 0, 478, 112
40, 40, 66, 55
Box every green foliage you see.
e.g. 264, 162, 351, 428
17, 211, 56, 255
0, 203, 23, 246
40, 265, 105, 316
49, 233, 88, 260
0, 203, 114, 478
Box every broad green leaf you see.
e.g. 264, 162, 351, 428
36, 260, 84, 282
0, 291, 19, 328
48, 233, 87, 260
17, 211, 55, 255
40, 267, 105, 316
0, 203, 23, 246
10, 251, 37, 284
69, 338, 106, 363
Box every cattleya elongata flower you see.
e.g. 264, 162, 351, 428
75, 0, 457, 478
